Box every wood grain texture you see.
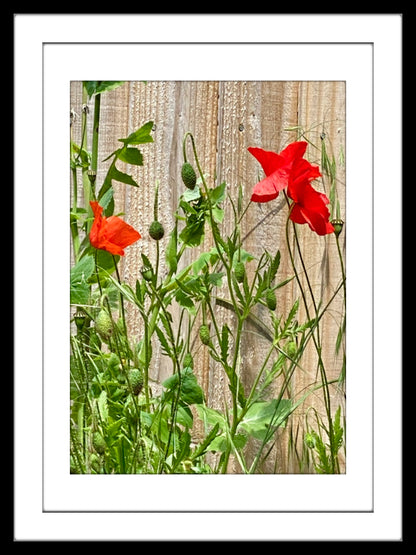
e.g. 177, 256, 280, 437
70, 81, 346, 473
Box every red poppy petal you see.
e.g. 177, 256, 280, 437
248, 147, 284, 176
250, 175, 280, 203
289, 204, 307, 225
103, 241, 126, 256
90, 201, 103, 218
106, 216, 141, 249
89, 201, 105, 249
279, 141, 308, 162
290, 202, 334, 235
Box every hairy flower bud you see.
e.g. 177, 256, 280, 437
234, 261, 246, 283
181, 162, 197, 190
128, 368, 144, 395
199, 324, 211, 346
149, 220, 165, 241
265, 288, 277, 311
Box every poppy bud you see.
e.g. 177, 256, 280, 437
304, 433, 315, 449
128, 368, 144, 395
199, 324, 211, 346
87, 170, 97, 185
331, 219, 344, 238
183, 352, 194, 369
265, 288, 277, 311
234, 261, 246, 283
149, 220, 165, 241
95, 309, 113, 342
285, 341, 297, 359
181, 162, 197, 190
141, 268, 153, 282
92, 431, 106, 454
74, 310, 87, 331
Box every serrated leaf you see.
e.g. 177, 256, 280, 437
98, 391, 108, 423
206, 272, 224, 288
269, 250, 281, 281
155, 325, 173, 357
283, 299, 300, 334
190, 423, 220, 460
117, 146, 143, 166
119, 121, 154, 146
220, 324, 230, 364
110, 165, 138, 187
174, 289, 196, 315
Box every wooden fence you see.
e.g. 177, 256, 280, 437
70, 81, 346, 473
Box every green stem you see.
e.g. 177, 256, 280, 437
91, 91, 101, 173
283, 196, 336, 472
113, 255, 128, 339
335, 231, 346, 311
70, 167, 80, 262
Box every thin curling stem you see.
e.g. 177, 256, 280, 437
283, 192, 336, 472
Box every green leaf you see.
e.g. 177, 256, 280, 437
211, 206, 224, 223
210, 181, 226, 205
220, 324, 230, 365
196, 404, 227, 429
232, 249, 255, 268
109, 165, 138, 187
71, 254, 95, 283
94, 81, 125, 95
155, 326, 173, 358
182, 185, 201, 203
119, 121, 154, 146
190, 423, 220, 460
176, 406, 193, 428
163, 368, 204, 406
209, 432, 247, 453
98, 391, 108, 424
83, 81, 125, 97
239, 399, 291, 440
70, 255, 95, 304
269, 250, 281, 282
99, 186, 114, 211
192, 248, 219, 274
174, 288, 196, 315
70, 141, 90, 168
179, 214, 205, 247
117, 146, 144, 166
206, 272, 224, 288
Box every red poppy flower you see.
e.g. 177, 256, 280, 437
89, 201, 141, 256
287, 165, 335, 236
248, 141, 320, 203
